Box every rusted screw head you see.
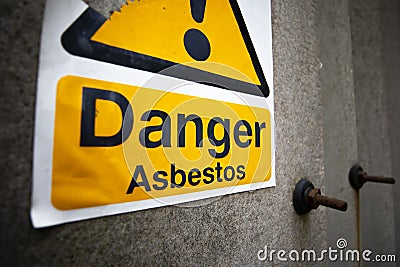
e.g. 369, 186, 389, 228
306, 188, 321, 209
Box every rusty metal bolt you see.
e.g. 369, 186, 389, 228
293, 178, 348, 215
306, 188, 347, 211
349, 164, 396, 190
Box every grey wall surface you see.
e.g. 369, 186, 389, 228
380, 0, 400, 260
0, 0, 326, 266
350, 0, 397, 264
319, 1, 359, 264
321, 1, 400, 265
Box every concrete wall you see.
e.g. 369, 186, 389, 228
321, 1, 399, 265
380, 0, 400, 260
318, 1, 359, 264
349, 0, 397, 264
0, 0, 326, 266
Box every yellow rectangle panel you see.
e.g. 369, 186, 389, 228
52, 75, 272, 210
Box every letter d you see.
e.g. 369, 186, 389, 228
257, 245, 268, 261
80, 87, 133, 146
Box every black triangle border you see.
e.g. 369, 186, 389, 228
61, 1, 270, 98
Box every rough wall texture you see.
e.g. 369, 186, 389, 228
318, 0, 359, 262
380, 0, 400, 259
349, 0, 396, 263
0, 0, 326, 266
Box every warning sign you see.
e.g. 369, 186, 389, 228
32, 0, 274, 227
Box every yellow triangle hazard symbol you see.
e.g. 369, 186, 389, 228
62, 0, 269, 97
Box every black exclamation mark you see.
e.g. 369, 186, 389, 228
184, 0, 210, 61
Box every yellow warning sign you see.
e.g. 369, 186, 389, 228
32, 0, 274, 227
52, 75, 272, 210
